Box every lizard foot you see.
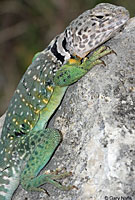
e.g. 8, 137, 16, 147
80, 46, 114, 70
42, 168, 77, 191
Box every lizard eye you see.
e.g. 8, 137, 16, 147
95, 15, 104, 19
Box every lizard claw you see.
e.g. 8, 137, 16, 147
41, 188, 50, 196
100, 60, 106, 66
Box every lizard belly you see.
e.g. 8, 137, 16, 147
32, 86, 67, 132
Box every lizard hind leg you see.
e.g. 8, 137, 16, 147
20, 128, 73, 192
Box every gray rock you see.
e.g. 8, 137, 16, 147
0, 17, 135, 200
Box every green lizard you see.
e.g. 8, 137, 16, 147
0, 3, 129, 200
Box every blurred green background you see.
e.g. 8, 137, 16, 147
0, 0, 134, 115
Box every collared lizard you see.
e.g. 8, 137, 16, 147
0, 3, 129, 200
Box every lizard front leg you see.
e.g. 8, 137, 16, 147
20, 128, 73, 192
54, 46, 113, 87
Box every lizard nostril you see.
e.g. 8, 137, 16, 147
92, 22, 96, 26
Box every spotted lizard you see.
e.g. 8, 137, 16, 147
0, 3, 129, 200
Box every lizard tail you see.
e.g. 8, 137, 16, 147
0, 146, 20, 200
0, 165, 20, 200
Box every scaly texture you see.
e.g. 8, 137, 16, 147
0, 3, 129, 200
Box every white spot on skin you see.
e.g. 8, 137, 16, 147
15, 99, 17, 102
10, 140, 13, 144
19, 105, 22, 108
43, 67, 47, 72
27, 70, 31, 75
0, 150, 3, 154
20, 94, 23, 98
33, 75, 37, 80
24, 82, 27, 86
12, 167, 16, 175
3, 176, 10, 180
13, 111, 15, 115
20, 112, 23, 116
27, 112, 29, 115
4, 168, 10, 173
16, 89, 20, 93
36, 65, 41, 70
33, 88, 36, 91
0, 191, 7, 197
41, 50, 46, 54
36, 57, 40, 61
32, 96, 35, 100
26, 88, 29, 92
8, 113, 11, 117
37, 78, 41, 82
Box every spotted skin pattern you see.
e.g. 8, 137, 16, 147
0, 3, 129, 200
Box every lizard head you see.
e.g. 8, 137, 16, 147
65, 3, 130, 58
